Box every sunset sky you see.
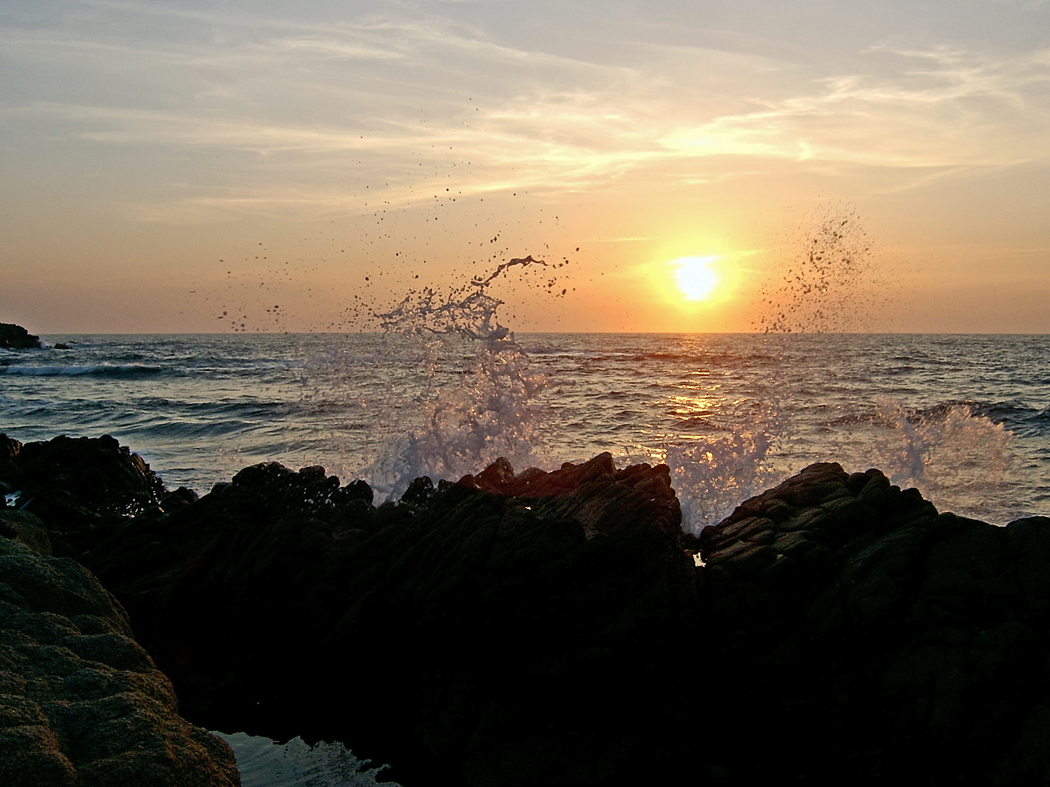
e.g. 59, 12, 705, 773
2, 0, 1048, 333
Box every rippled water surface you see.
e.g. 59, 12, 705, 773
3, 332, 1048, 527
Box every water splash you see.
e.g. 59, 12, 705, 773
365, 257, 558, 498
374, 256, 552, 342
660, 206, 886, 529
214, 732, 391, 787
642, 207, 880, 529
870, 398, 1014, 520
757, 204, 882, 334
664, 421, 779, 533
311, 209, 1018, 532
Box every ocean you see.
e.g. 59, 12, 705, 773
2, 332, 1047, 528
3, 329, 1049, 785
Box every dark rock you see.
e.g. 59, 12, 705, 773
17, 433, 1050, 787
0, 435, 166, 558
0, 323, 41, 349
159, 487, 199, 511
697, 463, 1050, 785
86, 454, 699, 786
0, 510, 51, 555
0, 434, 21, 460
0, 537, 240, 786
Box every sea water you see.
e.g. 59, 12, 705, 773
2, 331, 1047, 527
3, 328, 1049, 785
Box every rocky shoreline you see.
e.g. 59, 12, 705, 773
3, 433, 1050, 785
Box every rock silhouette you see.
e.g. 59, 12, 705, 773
83, 454, 698, 785
0, 434, 168, 558
4, 434, 1050, 785
0, 323, 41, 349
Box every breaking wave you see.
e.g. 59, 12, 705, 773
0, 363, 164, 377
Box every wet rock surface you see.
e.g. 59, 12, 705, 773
6, 433, 1050, 785
0, 535, 239, 787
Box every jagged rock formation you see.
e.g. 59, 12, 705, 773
5, 434, 1050, 785
0, 533, 240, 786
83, 453, 698, 786
0, 434, 168, 558
0, 323, 41, 349
699, 461, 1050, 785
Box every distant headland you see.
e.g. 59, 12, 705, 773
0, 322, 42, 349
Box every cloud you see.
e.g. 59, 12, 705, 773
3, 2, 1049, 220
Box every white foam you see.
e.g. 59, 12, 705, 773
869, 398, 1014, 520
365, 258, 554, 498
213, 731, 392, 787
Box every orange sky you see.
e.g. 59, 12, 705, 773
2, 1, 1049, 333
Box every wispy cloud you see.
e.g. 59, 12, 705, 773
3, 1, 1049, 220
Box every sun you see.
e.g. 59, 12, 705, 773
673, 257, 719, 301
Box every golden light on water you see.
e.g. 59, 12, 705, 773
673, 256, 720, 301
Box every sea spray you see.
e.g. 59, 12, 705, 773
364, 257, 559, 498
752, 204, 1025, 522
663, 425, 779, 532
868, 398, 1014, 520
363, 275, 786, 530
298, 208, 1026, 530
655, 207, 878, 530
757, 203, 882, 334
214, 732, 387, 787
660, 206, 888, 531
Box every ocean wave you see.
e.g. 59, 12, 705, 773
135, 420, 261, 440
830, 399, 1047, 432
183, 400, 289, 417
674, 415, 730, 431
521, 343, 558, 355
0, 363, 164, 377
911, 400, 1050, 437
